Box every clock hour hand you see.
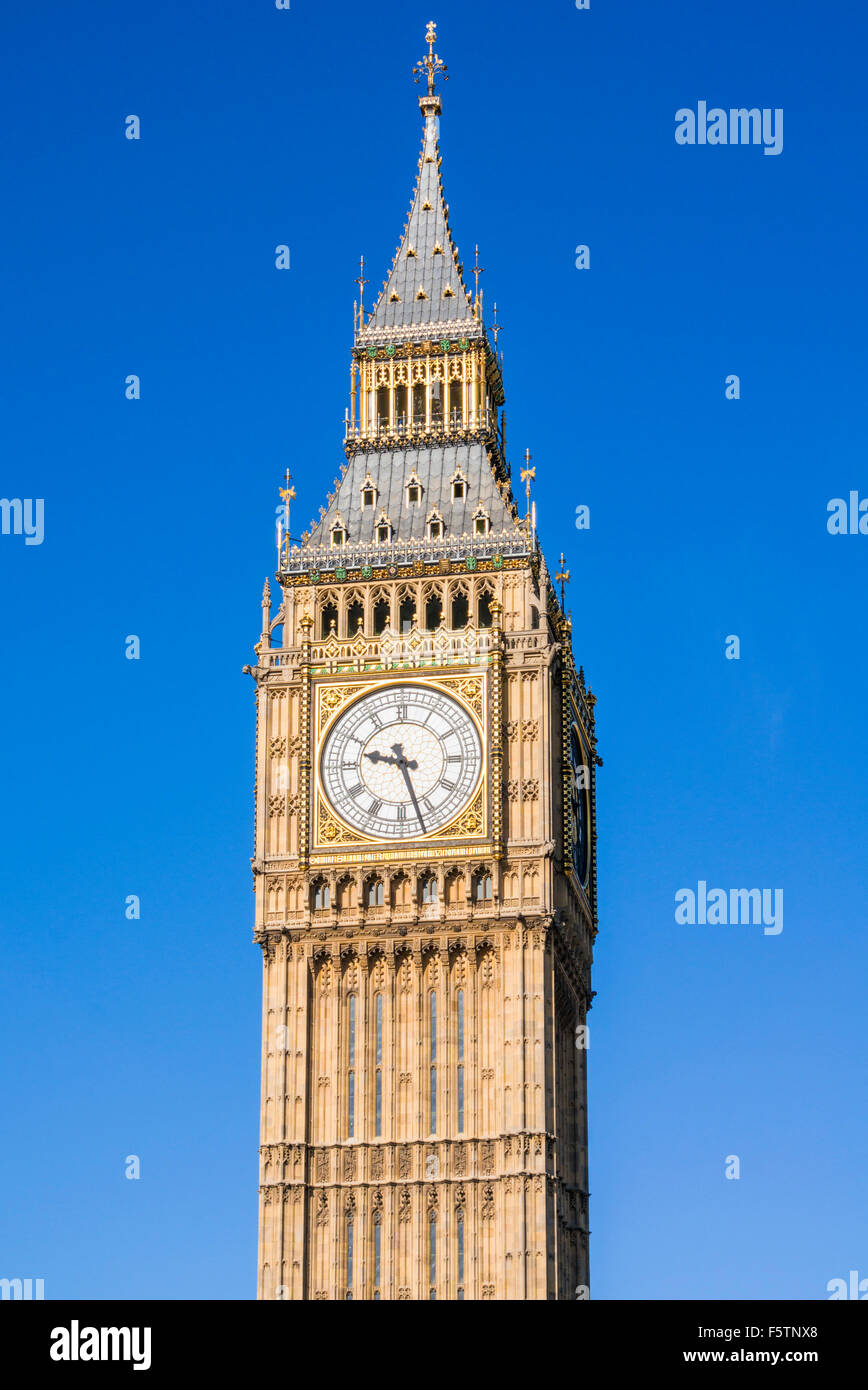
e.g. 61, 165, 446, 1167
364, 748, 418, 770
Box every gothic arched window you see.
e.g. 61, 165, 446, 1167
474, 871, 492, 903
373, 596, 390, 634
312, 879, 330, 912
450, 591, 469, 630
425, 594, 442, 631
430, 379, 443, 425
445, 869, 463, 906
320, 601, 338, 638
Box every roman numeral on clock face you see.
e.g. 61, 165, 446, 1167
347, 783, 364, 799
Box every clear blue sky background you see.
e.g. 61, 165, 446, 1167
1, 0, 865, 1300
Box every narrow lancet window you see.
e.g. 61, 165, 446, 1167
375, 992, 383, 1137
347, 994, 356, 1138
457, 988, 465, 1133
429, 991, 437, 1133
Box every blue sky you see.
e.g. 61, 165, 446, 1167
1, 0, 866, 1299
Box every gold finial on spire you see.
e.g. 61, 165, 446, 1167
413, 20, 448, 98
355, 256, 369, 327
555, 551, 571, 612
521, 448, 536, 523
279, 468, 296, 552
472, 244, 485, 312
491, 301, 503, 348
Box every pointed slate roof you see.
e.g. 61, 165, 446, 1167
360, 108, 477, 340
306, 443, 520, 549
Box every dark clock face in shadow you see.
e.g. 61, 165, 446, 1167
569, 722, 590, 887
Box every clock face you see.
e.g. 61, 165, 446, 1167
569, 722, 590, 887
320, 683, 483, 840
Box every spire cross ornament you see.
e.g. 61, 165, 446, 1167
555, 552, 571, 612
413, 20, 448, 97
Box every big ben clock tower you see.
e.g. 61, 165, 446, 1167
249, 23, 599, 1301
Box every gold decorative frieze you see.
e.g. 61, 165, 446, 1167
317, 796, 371, 847
317, 682, 360, 737
448, 784, 485, 838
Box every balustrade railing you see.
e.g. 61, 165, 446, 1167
281, 528, 531, 576
344, 408, 494, 442
256, 621, 498, 671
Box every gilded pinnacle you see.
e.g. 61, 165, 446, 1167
555, 552, 571, 611
413, 20, 448, 101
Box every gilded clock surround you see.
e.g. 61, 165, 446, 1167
248, 24, 599, 1301
312, 672, 490, 855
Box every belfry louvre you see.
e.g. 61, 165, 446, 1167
248, 23, 598, 1300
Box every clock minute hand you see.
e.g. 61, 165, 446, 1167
390, 742, 426, 834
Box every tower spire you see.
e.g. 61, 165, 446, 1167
361, 21, 475, 336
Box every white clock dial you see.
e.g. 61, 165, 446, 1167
320, 683, 482, 840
